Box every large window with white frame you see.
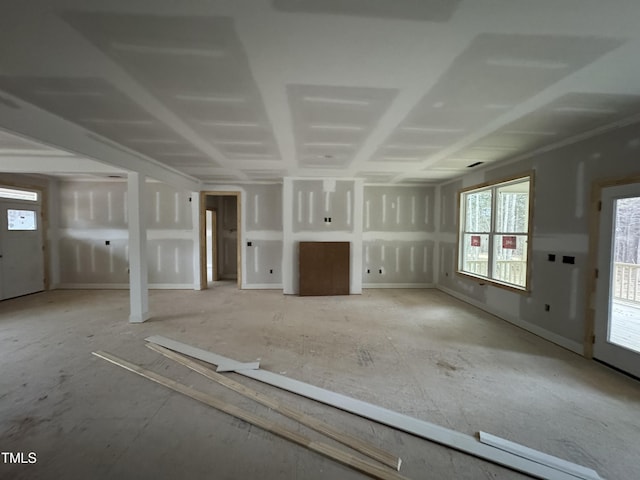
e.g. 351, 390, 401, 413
458, 174, 533, 290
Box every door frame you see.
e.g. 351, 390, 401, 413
199, 191, 241, 290
0, 181, 49, 291
585, 173, 640, 357
206, 208, 218, 282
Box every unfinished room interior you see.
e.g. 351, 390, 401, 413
2, 1, 640, 479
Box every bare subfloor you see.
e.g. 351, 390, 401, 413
1, 286, 639, 480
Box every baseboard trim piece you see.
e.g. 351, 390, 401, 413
145, 335, 256, 371
147, 343, 402, 471
216, 362, 260, 373
93, 350, 407, 480
146, 336, 582, 480
478, 432, 602, 480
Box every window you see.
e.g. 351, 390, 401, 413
7, 209, 37, 231
458, 174, 532, 290
0, 187, 38, 202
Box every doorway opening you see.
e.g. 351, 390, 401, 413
200, 192, 241, 289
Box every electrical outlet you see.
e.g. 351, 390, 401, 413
269, 269, 273, 274
545, 304, 551, 312
562, 256, 575, 264
367, 269, 370, 274
548, 254, 556, 262
105, 240, 110, 246
247, 241, 252, 247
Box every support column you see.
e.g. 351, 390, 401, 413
191, 191, 202, 290
127, 172, 150, 323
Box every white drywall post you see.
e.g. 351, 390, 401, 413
282, 178, 294, 294
433, 185, 441, 285
127, 172, 150, 323
351, 178, 364, 294
47, 177, 61, 288
191, 191, 202, 290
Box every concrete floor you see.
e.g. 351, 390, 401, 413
1, 285, 639, 480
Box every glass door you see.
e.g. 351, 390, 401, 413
594, 183, 640, 377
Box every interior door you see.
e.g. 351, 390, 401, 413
0, 200, 45, 300
593, 182, 640, 377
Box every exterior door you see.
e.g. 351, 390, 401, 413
594, 182, 640, 377
0, 200, 45, 300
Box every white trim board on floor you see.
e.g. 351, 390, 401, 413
436, 285, 583, 355
479, 432, 601, 480
216, 362, 260, 373
145, 335, 590, 480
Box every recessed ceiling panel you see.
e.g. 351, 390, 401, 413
373, 33, 623, 164
288, 84, 396, 168
0, 76, 217, 168
63, 13, 281, 162
272, 0, 461, 22
437, 92, 640, 168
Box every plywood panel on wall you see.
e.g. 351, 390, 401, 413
299, 241, 350, 296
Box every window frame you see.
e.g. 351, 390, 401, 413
456, 172, 534, 293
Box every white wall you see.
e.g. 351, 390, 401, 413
55, 179, 196, 289
282, 178, 363, 294
435, 120, 640, 354
363, 185, 436, 287
244, 184, 283, 288
208, 180, 437, 294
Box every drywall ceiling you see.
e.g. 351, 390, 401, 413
1, 0, 640, 185
0, 129, 124, 176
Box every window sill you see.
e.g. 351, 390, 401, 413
455, 270, 530, 294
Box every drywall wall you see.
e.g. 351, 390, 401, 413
283, 178, 363, 295
363, 185, 436, 287
244, 184, 283, 287
436, 119, 640, 353
56, 179, 196, 289
203, 184, 283, 289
